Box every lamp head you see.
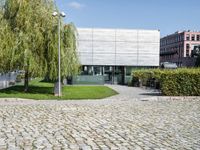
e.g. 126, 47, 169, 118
60, 12, 66, 17
52, 11, 58, 17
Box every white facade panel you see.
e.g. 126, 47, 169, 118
78, 41, 92, 53
116, 42, 137, 54
93, 53, 115, 65
138, 43, 159, 54
93, 29, 115, 41
138, 54, 159, 66
116, 54, 137, 66
77, 28, 160, 66
93, 41, 115, 53
78, 53, 93, 66
116, 30, 138, 42
78, 28, 92, 41
138, 30, 159, 43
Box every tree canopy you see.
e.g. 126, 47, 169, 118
0, 0, 79, 90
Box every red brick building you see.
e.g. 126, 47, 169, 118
160, 30, 200, 67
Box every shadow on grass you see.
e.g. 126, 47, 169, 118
0, 85, 53, 94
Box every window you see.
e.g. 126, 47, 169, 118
181, 35, 184, 40
176, 36, 178, 42
179, 35, 181, 41
192, 35, 195, 41
186, 34, 190, 41
197, 35, 200, 41
186, 50, 190, 57
186, 44, 190, 50
94, 66, 103, 75
178, 46, 181, 58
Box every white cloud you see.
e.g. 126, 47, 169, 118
68, 1, 85, 9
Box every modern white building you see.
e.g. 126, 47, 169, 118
76, 28, 160, 84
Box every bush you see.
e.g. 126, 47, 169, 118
131, 76, 140, 87
132, 69, 163, 87
132, 68, 200, 96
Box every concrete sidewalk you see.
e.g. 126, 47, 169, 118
106, 84, 161, 99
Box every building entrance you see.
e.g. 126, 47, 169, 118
81, 66, 126, 85
76, 66, 156, 85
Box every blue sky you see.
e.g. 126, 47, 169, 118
56, 0, 200, 37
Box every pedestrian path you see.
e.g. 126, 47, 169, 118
106, 84, 161, 99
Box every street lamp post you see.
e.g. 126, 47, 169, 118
53, 11, 66, 97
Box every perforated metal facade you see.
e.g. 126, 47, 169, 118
77, 28, 160, 66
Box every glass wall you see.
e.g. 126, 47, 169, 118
80, 65, 157, 85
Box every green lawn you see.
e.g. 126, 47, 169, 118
0, 79, 118, 100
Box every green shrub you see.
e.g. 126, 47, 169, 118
132, 68, 200, 96
131, 76, 140, 87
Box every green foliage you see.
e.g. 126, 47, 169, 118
2, 0, 59, 77
44, 23, 80, 81
132, 69, 163, 86
132, 68, 200, 96
0, 0, 79, 90
62, 23, 80, 77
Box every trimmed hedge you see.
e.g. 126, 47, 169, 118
132, 68, 200, 96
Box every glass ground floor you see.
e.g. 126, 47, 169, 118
71, 65, 156, 85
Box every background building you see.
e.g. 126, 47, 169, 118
160, 30, 200, 67
76, 28, 160, 84
0, 72, 17, 89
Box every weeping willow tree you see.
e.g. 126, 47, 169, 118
0, 0, 79, 92
62, 23, 80, 78
3, 0, 56, 91
0, 12, 16, 73
44, 23, 80, 82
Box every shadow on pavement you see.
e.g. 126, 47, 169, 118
140, 92, 162, 96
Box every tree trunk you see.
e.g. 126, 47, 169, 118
24, 68, 29, 92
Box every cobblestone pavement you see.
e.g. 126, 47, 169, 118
0, 86, 200, 150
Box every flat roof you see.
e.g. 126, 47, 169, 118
77, 27, 160, 32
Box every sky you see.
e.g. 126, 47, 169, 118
56, 0, 200, 37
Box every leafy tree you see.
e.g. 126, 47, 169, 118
3, 0, 55, 91
44, 23, 80, 82
62, 23, 80, 78
0, 0, 79, 92
0, 10, 16, 73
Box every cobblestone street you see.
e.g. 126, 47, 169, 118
0, 86, 200, 150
